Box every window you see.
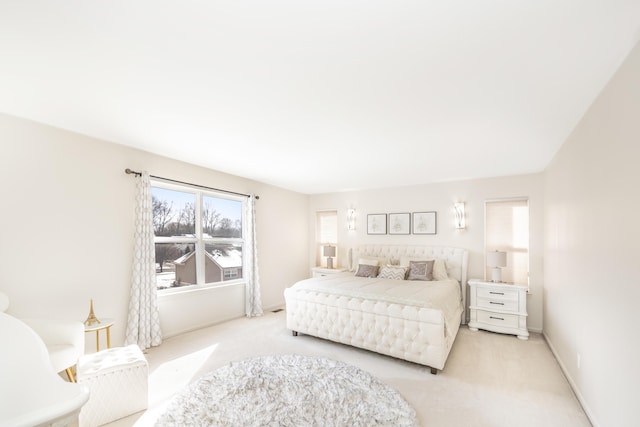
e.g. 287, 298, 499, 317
485, 199, 529, 286
152, 181, 245, 291
316, 210, 337, 267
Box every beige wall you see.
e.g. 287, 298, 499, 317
309, 173, 545, 332
0, 113, 309, 348
544, 42, 640, 426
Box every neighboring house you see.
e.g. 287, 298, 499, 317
173, 250, 242, 285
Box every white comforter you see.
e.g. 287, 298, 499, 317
287, 273, 462, 335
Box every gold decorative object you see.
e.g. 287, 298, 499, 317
84, 299, 101, 326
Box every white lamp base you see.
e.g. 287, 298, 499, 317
327, 257, 333, 269
491, 267, 502, 283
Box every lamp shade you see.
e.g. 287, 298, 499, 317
486, 251, 507, 268
323, 245, 336, 257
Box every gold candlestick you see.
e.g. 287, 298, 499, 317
84, 299, 101, 326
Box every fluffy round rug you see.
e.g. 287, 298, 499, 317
156, 354, 417, 426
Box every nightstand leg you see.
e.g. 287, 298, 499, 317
95, 331, 100, 352
106, 326, 111, 348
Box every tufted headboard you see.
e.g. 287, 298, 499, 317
349, 244, 469, 324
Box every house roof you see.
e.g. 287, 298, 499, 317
1, 1, 638, 193
173, 250, 242, 269
210, 250, 242, 269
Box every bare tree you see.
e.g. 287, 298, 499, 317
175, 202, 196, 235
218, 218, 233, 237
155, 244, 181, 273
202, 203, 221, 235
152, 196, 174, 236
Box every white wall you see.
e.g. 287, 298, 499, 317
544, 42, 640, 426
309, 173, 544, 332
0, 113, 309, 350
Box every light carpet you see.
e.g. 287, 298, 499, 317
102, 311, 591, 427
156, 354, 417, 427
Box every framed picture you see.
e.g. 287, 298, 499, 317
389, 213, 410, 235
412, 211, 437, 235
367, 214, 387, 235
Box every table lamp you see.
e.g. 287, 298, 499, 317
323, 245, 336, 269
487, 251, 507, 282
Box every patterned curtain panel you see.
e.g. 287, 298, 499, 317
244, 195, 263, 317
125, 171, 162, 349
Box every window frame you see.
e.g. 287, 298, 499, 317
151, 179, 246, 294
484, 197, 530, 287
315, 210, 338, 268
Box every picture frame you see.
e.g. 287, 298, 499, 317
367, 214, 387, 235
388, 213, 411, 235
412, 211, 437, 235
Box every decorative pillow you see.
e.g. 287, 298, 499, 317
407, 260, 434, 281
355, 264, 379, 278
378, 264, 409, 280
358, 257, 381, 267
351, 256, 391, 272
400, 257, 449, 281
433, 259, 448, 281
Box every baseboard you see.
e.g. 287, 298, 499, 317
542, 332, 599, 427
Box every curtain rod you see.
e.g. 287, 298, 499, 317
124, 168, 258, 199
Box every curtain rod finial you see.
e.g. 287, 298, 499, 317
125, 168, 141, 177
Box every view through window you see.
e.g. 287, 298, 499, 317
485, 198, 530, 286
316, 210, 338, 267
152, 182, 245, 291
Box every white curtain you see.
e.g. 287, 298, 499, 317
244, 195, 263, 317
125, 171, 162, 349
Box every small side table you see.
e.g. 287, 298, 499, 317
84, 318, 115, 352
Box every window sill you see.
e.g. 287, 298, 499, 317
157, 280, 245, 297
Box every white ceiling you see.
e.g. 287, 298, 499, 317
1, 1, 639, 194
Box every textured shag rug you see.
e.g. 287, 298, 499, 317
156, 354, 418, 426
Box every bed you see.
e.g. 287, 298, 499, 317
284, 245, 468, 374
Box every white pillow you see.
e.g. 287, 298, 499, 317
433, 259, 448, 281
358, 256, 390, 267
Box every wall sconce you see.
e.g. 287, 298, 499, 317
323, 245, 336, 269
453, 202, 465, 229
347, 208, 356, 231
487, 250, 507, 282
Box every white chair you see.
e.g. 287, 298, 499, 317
0, 310, 90, 426
0, 292, 85, 382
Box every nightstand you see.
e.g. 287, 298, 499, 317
468, 279, 529, 340
311, 267, 347, 278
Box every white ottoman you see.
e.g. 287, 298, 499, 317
77, 344, 148, 427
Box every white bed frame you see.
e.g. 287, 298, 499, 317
285, 245, 468, 374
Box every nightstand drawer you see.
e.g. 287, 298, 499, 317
477, 297, 519, 312
477, 310, 519, 328
477, 287, 518, 301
